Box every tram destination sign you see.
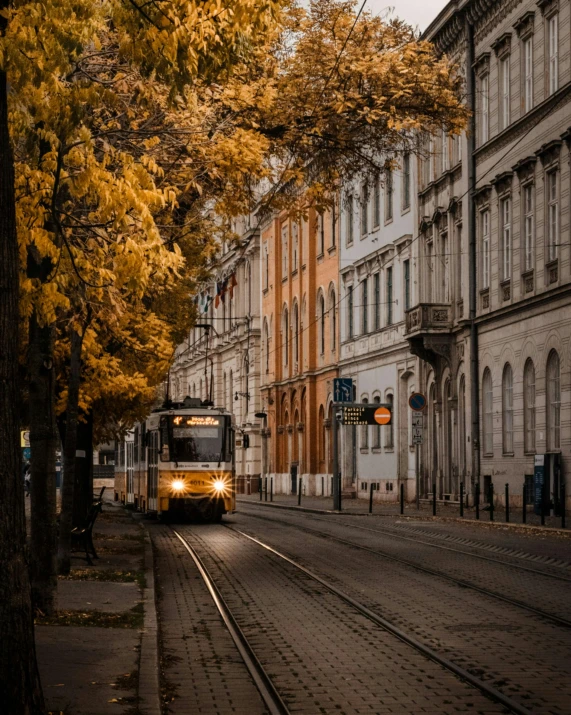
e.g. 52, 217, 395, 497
341, 404, 392, 426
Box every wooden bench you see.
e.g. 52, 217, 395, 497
71, 501, 102, 565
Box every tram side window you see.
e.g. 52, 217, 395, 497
159, 418, 170, 461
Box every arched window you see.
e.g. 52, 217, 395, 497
458, 376, 466, 473
523, 359, 535, 453
263, 319, 269, 373
373, 395, 381, 448
223, 372, 227, 409
329, 286, 336, 351
502, 363, 513, 454
318, 405, 325, 464
384, 393, 394, 448
283, 307, 289, 367
547, 350, 561, 450
318, 291, 326, 356
361, 396, 369, 449
293, 302, 299, 366
228, 370, 233, 408
482, 368, 493, 455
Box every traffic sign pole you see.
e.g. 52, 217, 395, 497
409, 393, 426, 509
332, 404, 340, 511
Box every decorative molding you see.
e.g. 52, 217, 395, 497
548, 262, 558, 284
474, 184, 492, 206
522, 271, 534, 293
296, 421, 305, 432
560, 126, 571, 149
513, 10, 535, 37
286, 424, 293, 433
536, 0, 558, 17
512, 155, 537, 181
502, 282, 511, 301
473, 52, 491, 75
277, 425, 284, 434
481, 290, 490, 309
490, 171, 514, 194
491, 32, 512, 57
535, 139, 562, 166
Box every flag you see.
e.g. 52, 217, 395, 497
228, 273, 238, 299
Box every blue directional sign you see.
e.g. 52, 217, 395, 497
409, 392, 427, 411
334, 378, 354, 403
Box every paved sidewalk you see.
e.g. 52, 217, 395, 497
33, 498, 160, 715
238, 491, 569, 531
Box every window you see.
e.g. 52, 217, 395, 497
281, 225, 288, 278
523, 37, 533, 112
374, 273, 380, 330
293, 303, 299, 364
501, 198, 511, 281
548, 14, 558, 95
428, 136, 434, 183
546, 350, 560, 450
502, 364, 513, 454
402, 153, 411, 210
373, 175, 381, 227
384, 394, 394, 448
361, 278, 368, 335
331, 199, 336, 247
500, 57, 510, 130
524, 359, 535, 453
360, 184, 369, 236
404, 260, 410, 311
373, 395, 381, 448
523, 184, 534, 271
481, 210, 490, 289
547, 171, 558, 262
441, 128, 449, 173
346, 195, 354, 245
385, 170, 393, 221
347, 285, 354, 339
319, 294, 325, 355
283, 307, 289, 367
361, 397, 369, 449
292, 223, 299, 271
329, 288, 336, 350
480, 74, 489, 143
318, 213, 325, 255
386, 267, 393, 325
263, 242, 269, 290
482, 368, 493, 455
459, 377, 466, 473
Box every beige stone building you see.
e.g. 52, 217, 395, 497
410, 0, 571, 508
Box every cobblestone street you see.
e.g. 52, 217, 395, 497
151, 504, 571, 714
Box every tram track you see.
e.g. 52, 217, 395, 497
171, 523, 537, 715
171, 528, 290, 715
241, 501, 571, 582
239, 506, 571, 629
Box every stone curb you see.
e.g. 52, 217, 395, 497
137, 528, 161, 715
237, 498, 571, 536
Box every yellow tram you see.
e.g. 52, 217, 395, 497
114, 398, 236, 521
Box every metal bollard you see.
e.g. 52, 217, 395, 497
505, 483, 509, 523
264, 477, 268, 502
432, 483, 436, 516
522, 484, 527, 524
460, 482, 464, 518
541, 480, 546, 526
400, 483, 404, 515
475, 483, 480, 520
270, 477, 273, 502
561, 482, 566, 529
369, 482, 374, 514
298, 478, 302, 506
260, 478, 263, 501
489, 483, 494, 522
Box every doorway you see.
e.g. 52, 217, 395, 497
291, 463, 298, 494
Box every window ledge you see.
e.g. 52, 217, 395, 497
327, 245, 337, 255
372, 448, 382, 454
523, 450, 536, 456
317, 253, 324, 260
502, 452, 515, 457
291, 268, 298, 277
360, 448, 369, 454
262, 287, 270, 295
281, 276, 288, 284
384, 447, 394, 453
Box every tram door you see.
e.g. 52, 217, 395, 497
147, 431, 159, 512
126, 442, 134, 504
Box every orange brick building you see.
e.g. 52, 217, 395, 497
260, 204, 339, 495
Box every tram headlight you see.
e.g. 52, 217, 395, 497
213, 479, 226, 493
171, 479, 185, 492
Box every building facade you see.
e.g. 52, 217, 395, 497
410, 0, 571, 507
338, 160, 420, 501
260, 204, 339, 495
170, 217, 263, 492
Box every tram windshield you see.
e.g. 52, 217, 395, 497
160, 415, 231, 463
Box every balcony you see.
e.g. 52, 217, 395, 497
404, 303, 454, 374
405, 303, 452, 337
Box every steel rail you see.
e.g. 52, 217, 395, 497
241, 501, 571, 582
171, 529, 290, 715
239, 509, 571, 629
231, 527, 533, 715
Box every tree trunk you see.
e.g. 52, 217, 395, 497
73, 410, 93, 527
57, 327, 83, 575
0, 41, 46, 715
28, 312, 58, 614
